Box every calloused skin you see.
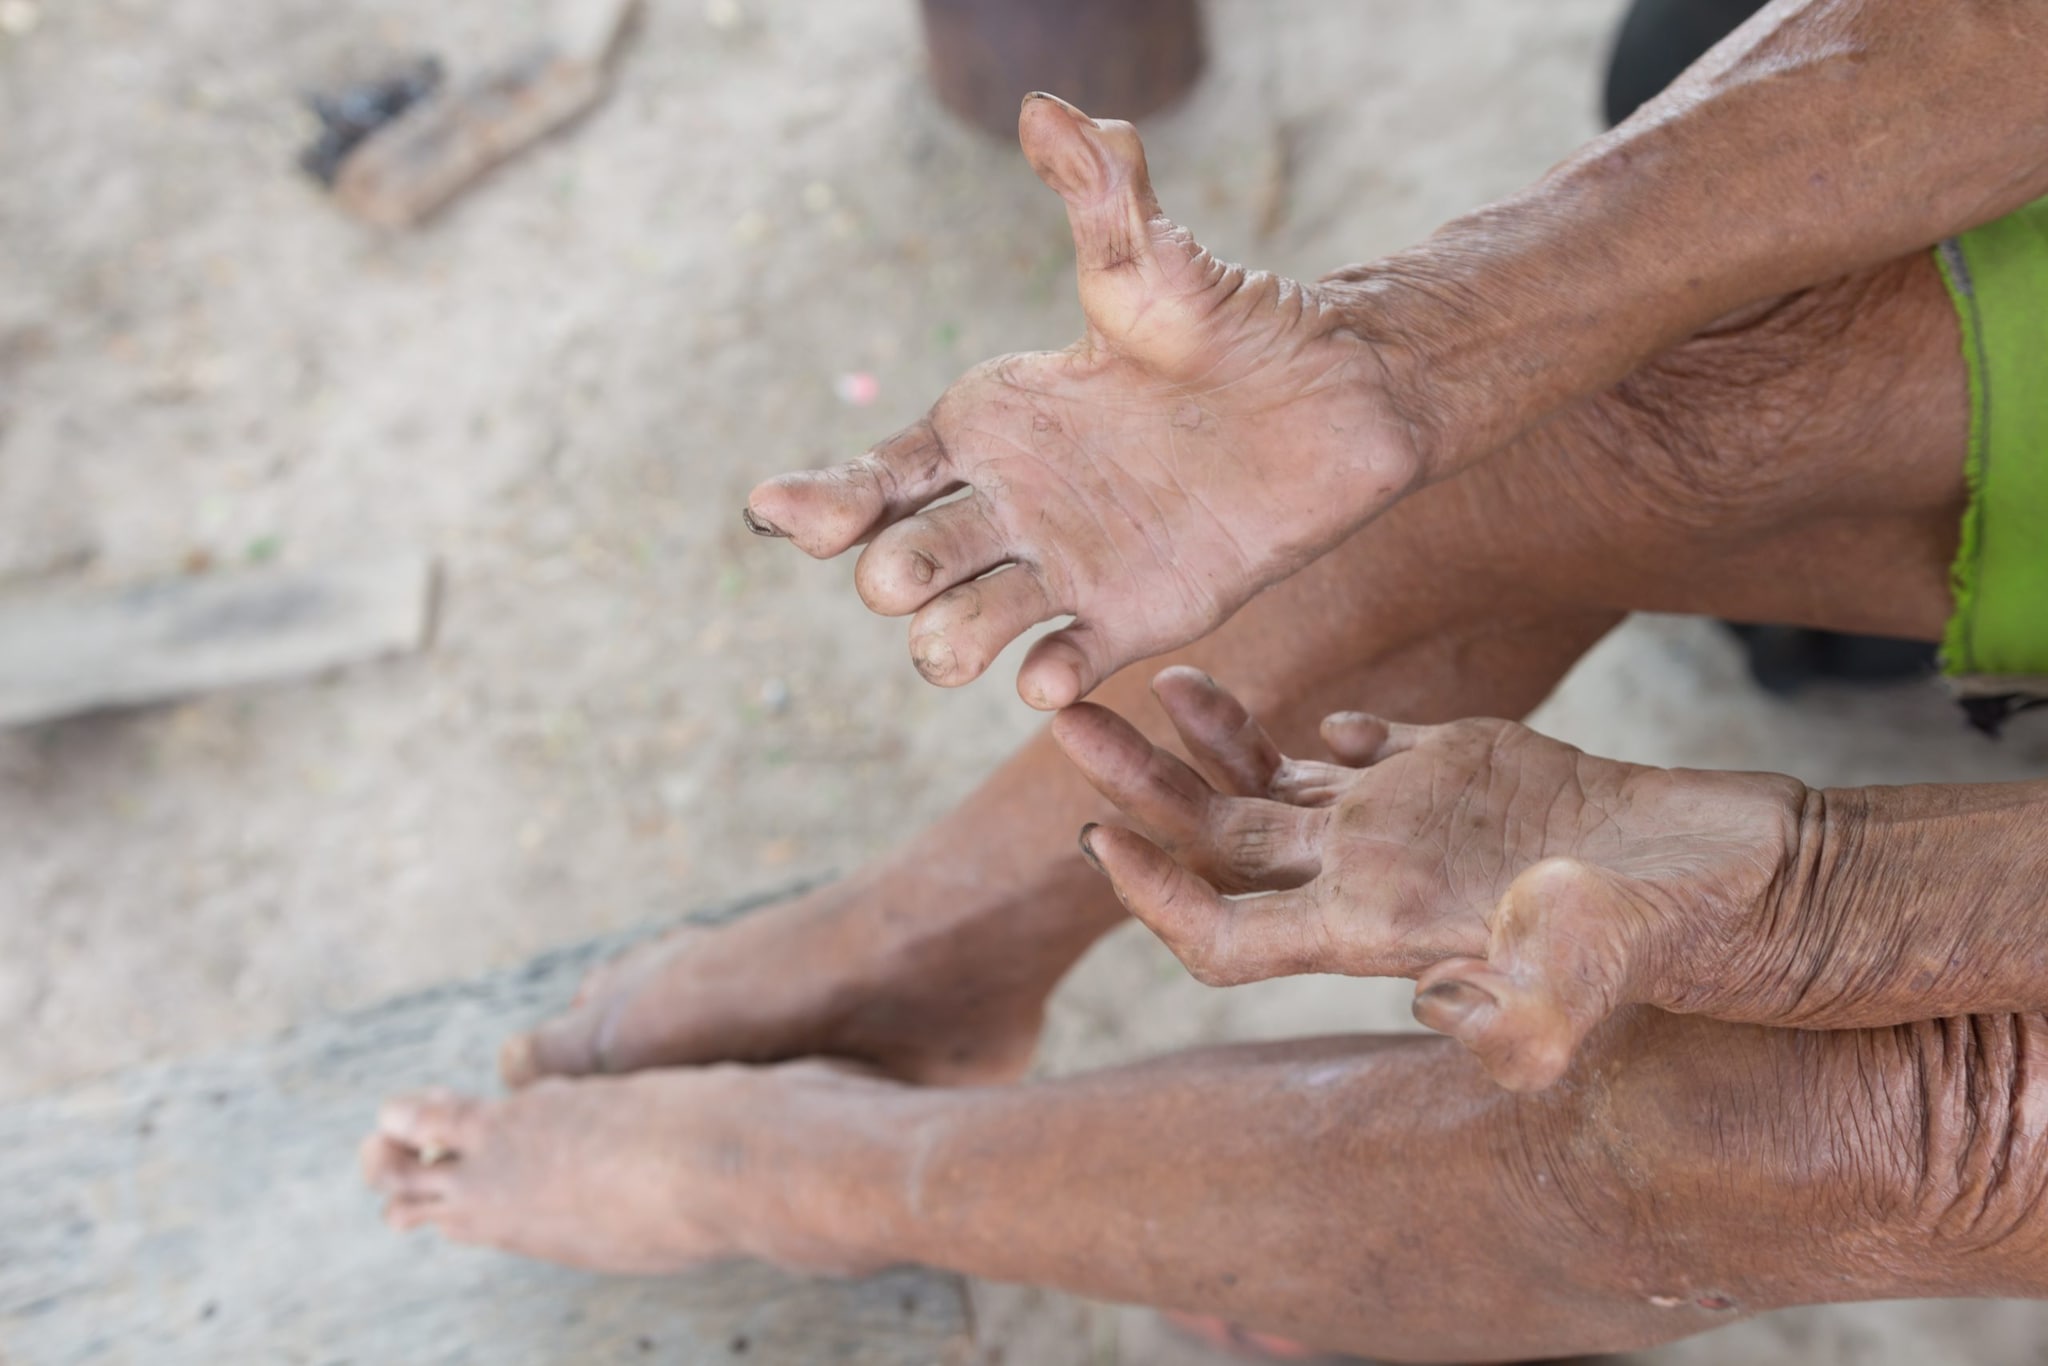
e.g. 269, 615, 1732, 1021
750, 1, 2048, 711
372, 254, 1991, 1354
1059, 674, 2048, 1093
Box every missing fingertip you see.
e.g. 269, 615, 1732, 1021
1077, 822, 1105, 874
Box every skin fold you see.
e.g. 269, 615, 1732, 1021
357, 240, 2025, 1362
750, 1, 2048, 708
500, 248, 1962, 1095
1057, 673, 2048, 1092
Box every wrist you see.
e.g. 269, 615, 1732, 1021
1319, 189, 1664, 482
1625, 770, 1819, 1023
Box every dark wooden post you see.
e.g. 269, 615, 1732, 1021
919, 0, 1206, 137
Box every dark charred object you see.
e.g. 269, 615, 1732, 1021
918, 0, 1204, 136
300, 56, 445, 187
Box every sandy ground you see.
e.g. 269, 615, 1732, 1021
6, 1, 2048, 1361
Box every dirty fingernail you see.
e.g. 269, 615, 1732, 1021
911, 635, 957, 682
1416, 979, 1496, 1035
742, 507, 787, 537
1078, 823, 1105, 873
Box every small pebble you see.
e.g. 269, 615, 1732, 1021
758, 677, 791, 715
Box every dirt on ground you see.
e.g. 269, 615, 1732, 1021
6, 1, 2048, 1362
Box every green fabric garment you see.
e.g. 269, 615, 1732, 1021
1936, 201, 2048, 686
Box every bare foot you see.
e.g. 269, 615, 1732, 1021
1053, 667, 1807, 1091
498, 875, 1054, 1090
744, 94, 1432, 711
361, 1062, 902, 1276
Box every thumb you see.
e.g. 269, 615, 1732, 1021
1018, 93, 1164, 284
1412, 858, 1645, 1092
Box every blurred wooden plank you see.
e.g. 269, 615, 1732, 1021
0, 553, 434, 727
0, 889, 973, 1365
331, 0, 638, 229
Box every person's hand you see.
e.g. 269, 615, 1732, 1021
744, 95, 1431, 710
1051, 668, 1808, 1090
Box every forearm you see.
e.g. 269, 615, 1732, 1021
1729, 778, 2048, 1027
1338, 0, 2048, 474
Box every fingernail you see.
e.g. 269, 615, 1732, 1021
1417, 979, 1496, 1035
1077, 823, 1105, 874
911, 636, 957, 682
742, 507, 787, 537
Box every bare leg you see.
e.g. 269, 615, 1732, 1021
503, 250, 1963, 1091
370, 1005, 2048, 1360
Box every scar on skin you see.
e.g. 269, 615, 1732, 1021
1170, 401, 1204, 430
911, 551, 937, 584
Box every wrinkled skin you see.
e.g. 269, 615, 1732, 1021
744, 94, 1430, 711
370, 1007, 2048, 1361
503, 236, 1965, 1106
1054, 668, 1808, 1090
379, 127, 1992, 1362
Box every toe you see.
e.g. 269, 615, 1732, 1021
906, 565, 1057, 687
378, 1088, 485, 1161
500, 1004, 608, 1088
856, 495, 1010, 616
361, 1127, 461, 1203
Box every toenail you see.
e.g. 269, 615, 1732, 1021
742, 507, 788, 537
1077, 823, 1105, 873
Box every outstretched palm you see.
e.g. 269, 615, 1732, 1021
1053, 668, 1805, 1091
746, 95, 1422, 709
